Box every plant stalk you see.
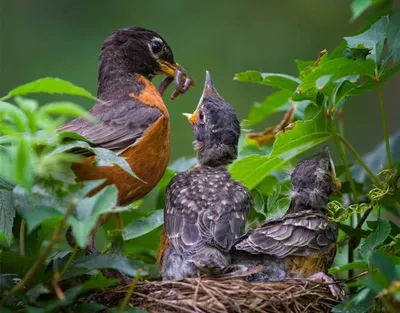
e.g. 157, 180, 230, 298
19, 219, 26, 256
119, 269, 141, 312
376, 81, 392, 170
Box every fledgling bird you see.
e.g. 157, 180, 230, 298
59, 27, 194, 259
160, 72, 253, 280
232, 147, 344, 299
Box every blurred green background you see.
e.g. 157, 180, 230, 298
1, 0, 399, 162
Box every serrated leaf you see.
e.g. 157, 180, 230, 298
270, 111, 331, 157
344, 16, 389, 63
329, 261, 368, 274
350, 0, 385, 21
70, 253, 146, 277
2, 77, 96, 101
243, 90, 292, 127
296, 58, 376, 94
360, 219, 391, 261
39, 101, 95, 121
123, 209, 164, 240
68, 185, 118, 248
0, 189, 15, 246
234, 71, 301, 92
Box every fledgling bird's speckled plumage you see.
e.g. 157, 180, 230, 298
231, 148, 343, 299
161, 72, 252, 280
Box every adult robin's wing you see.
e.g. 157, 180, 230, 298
58, 99, 163, 155
235, 210, 338, 258
164, 169, 252, 256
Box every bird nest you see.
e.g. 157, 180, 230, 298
94, 269, 341, 313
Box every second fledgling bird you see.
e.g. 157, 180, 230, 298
160, 72, 252, 280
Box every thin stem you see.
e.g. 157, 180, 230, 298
59, 245, 79, 279
119, 269, 141, 312
330, 118, 357, 203
376, 81, 392, 170
19, 219, 26, 256
0, 199, 77, 306
336, 135, 381, 186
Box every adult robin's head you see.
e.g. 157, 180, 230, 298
290, 147, 341, 211
98, 27, 193, 99
183, 71, 240, 167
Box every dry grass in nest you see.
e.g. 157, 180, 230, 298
95, 269, 341, 313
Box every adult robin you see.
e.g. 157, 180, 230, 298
159, 72, 253, 280
59, 27, 194, 255
232, 147, 344, 299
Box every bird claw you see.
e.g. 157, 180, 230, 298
308, 272, 345, 301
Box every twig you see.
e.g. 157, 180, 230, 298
19, 219, 26, 256
0, 199, 77, 306
376, 81, 392, 170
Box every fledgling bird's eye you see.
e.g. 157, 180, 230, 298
199, 111, 204, 122
150, 38, 164, 55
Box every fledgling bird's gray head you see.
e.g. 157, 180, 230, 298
183, 71, 240, 167
290, 147, 341, 212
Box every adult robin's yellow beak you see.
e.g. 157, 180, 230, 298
157, 61, 194, 85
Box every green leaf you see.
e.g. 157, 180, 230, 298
0, 101, 29, 132
252, 189, 266, 218
234, 71, 301, 92
123, 209, 164, 240
70, 253, 146, 277
39, 101, 95, 121
350, 0, 385, 21
68, 185, 118, 248
360, 219, 391, 261
344, 16, 389, 63
75, 303, 106, 313
296, 58, 376, 94
0, 177, 14, 191
386, 7, 400, 63
79, 275, 120, 294
26, 283, 50, 303
230, 155, 283, 190
338, 223, 370, 239
24, 205, 63, 234
54, 141, 140, 180
329, 261, 368, 274
370, 252, 396, 285
0, 189, 15, 245
270, 111, 331, 157
316, 74, 332, 90
243, 90, 292, 127
295, 59, 314, 73
2, 77, 96, 101
168, 157, 197, 173
332, 288, 375, 313
16, 138, 34, 189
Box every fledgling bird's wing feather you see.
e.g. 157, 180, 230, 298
235, 210, 338, 258
164, 167, 252, 256
58, 99, 163, 155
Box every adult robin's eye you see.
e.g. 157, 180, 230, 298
151, 40, 163, 55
